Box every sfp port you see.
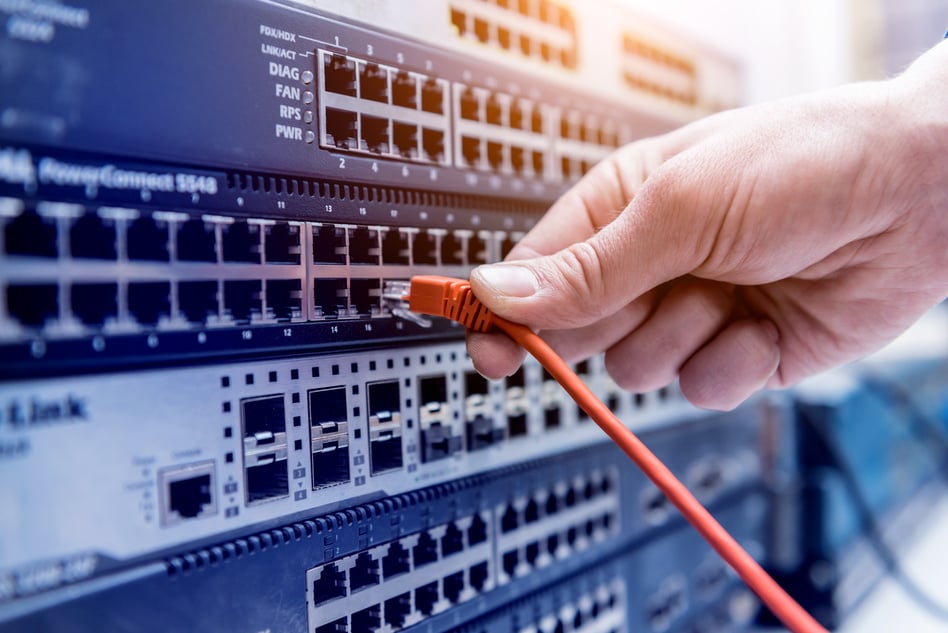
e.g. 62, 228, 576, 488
222, 221, 261, 263
309, 387, 350, 489
459, 87, 480, 121
440, 232, 463, 265
7, 284, 58, 328
360, 115, 390, 154
241, 395, 289, 504
128, 282, 171, 326
419, 375, 460, 463
392, 122, 418, 159
412, 230, 437, 265
71, 283, 117, 327
176, 219, 217, 262
323, 53, 356, 96
421, 77, 445, 114
392, 71, 417, 108
367, 380, 403, 475
126, 215, 168, 261
70, 212, 116, 260
158, 460, 217, 527
324, 109, 357, 150
505, 367, 528, 438
461, 136, 481, 167
313, 278, 347, 319
465, 371, 500, 451
224, 280, 262, 323
264, 222, 301, 264
5, 208, 57, 258
348, 226, 379, 265
381, 229, 409, 265
312, 224, 347, 264
422, 128, 445, 163
178, 280, 218, 324
360, 61, 389, 103
265, 279, 302, 322
349, 278, 380, 317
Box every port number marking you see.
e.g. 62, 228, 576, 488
338, 158, 346, 169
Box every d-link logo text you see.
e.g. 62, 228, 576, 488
2, 395, 89, 430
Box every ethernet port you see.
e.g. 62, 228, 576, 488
415, 582, 438, 616
224, 280, 262, 323
525, 541, 540, 567
325, 108, 357, 149
315, 619, 345, 633
367, 380, 403, 475
473, 17, 488, 43
506, 367, 528, 438
421, 77, 444, 114
412, 230, 437, 265
392, 71, 417, 108
501, 234, 518, 259
351, 606, 381, 632
451, 7, 466, 35
7, 284, 57, 328
467, 514, 487, 545
502, 550, 519, 578
349, 279, 380, 317
392, 122, 418, 159
510, 99, 525, 129
500, 505, 518, 533
126, 215, 168, 261
381, 229, 409, 264
176, 219, 217, 262
524, 498, 540, 524
70, 212, 116, 259
531, 108, 543, 133
241, 395, 289, 504
460, 87, 480, 121
485, 93, 502, 125
178, 281, 218, 324
264, 222, 301, 264
312, 224, 346, 264
381, 541, 410, 578
469, 561, 489, 592
348, 226, 379, 265
5, 208, 56, 257
443, 571, 464, 604
441, 522, 463, 557
413, 531, 438, 567
71, 283, 117, 326
510, 146, 525, 175
312, 563, 346, 605
323, 53, 356, 96
486, 141, 504, 171
561, 156, 573, 180
222, 221, 261, 263
360, 115, 389, 154
498, 26, 511, 49
422, 128, 445, 163
360, 62, 389, 103
310, 387, 351, 489
440, 232, 463, 265
466, 233, 487, 265
350, 552, 380, 591
384, 593, 410, 629
158, 460, 217, 527
461, 136, 481, 167
313, 278, 347, 319
128, 282, 171, 326
532, 151, 545, 176
265, 279, 302, 321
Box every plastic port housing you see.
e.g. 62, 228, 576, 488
422, 128, 445, 163
312, 563, 347, 605
412, 230, 437, 265
461, 136, 481, 167
421, 78, 445, 114
241, 395, 289, 504
348, 226, 379, 265
367, 380, 403, 475
128, 282, 171, 326
126, 215, 168, 261
324, 53, 356, 96
265, 279, 302, 322
158, 460, 217, 527
349, 279, 380, 317
71, 283, 117, 326
460, 87, 480, 121
392, 122, 418, 159
350, 552, 380, 591
325, 108, 357, 149
440, 232, 463, 265
360, 62, 389, 103
70, 213, 116, 260
178, 281, 218, 324
5, 209, 57, 258
176, 219, 217, 262
224, 280, 262, 323
360, 115, 390, 154
312, 224, 347, 264
264, 222, 301, 264
313, 278, 347, 319
392, 71, 417, 108
7, 284, 58, 328
382, 229, 409, 265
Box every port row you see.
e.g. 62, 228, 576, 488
621, 33, 698, 106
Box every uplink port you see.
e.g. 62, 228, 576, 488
128, 282, 171, 326
360, 62, 389, 103
178, 280, 218, 324
71, 283, 117, 326
413, 531, 438, 568
460, 87, 480, 121
381, 229, 409, 264
421, 78, 444, 114
412, 230, 437, 265
70, 212, 116, 259
312, 563, 347, 605
461, 136, 481, 167
176, 219, 217, 262
241, 395, 289, 504
158, 460, 217, 527
392, 122, 418, 159
367, 380, 403, 475
381, 541, 410, 578
360, 115, 390, 154
266, 279, 302, 321
384, 593, 411, 629
392, 71, 417, 108
469, 561, 489, 592
440, 232, 462, 265
422, 128, 445, 163
126, 215, 168, 261
324, 109, 357, 149
441, 522, 463, 557
348, 226, 379, 265
349, 279, 380, 317
351, 605, 381, 632
350, 552, 380, 591
264, 222, 301, 264
323, 53, 356, 96
224, 280, 262, 323
312, 224, 346, 264
467, 514, 487, 545
443, 571, 464, 604
309, 387, 351, 489
486, 141, 504, 171
7, 284, 58, 328
5, 208, 56, 257
313, 278, 347, 319
415, 582, 438, 616
506, 367, 528, 438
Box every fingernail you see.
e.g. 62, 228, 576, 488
475, 264, 538, 298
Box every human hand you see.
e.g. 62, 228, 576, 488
467, 41, 948, 410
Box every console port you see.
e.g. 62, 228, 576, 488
415, 582, 438, 616
312, 563, 347, 605
460, 87, 480, 121
532, 151, 545, 176
510, 146, 525, 175
486, 141, 504, 171
158, 460, 217, 527
265, 279, 302, 321
440, 232, 463, 265
264, 222, 301, 264
312, 224, 347, 264
309, 387, 351, 489
422, 128, 445, 163
360, 115, 390, 154
443, 571, 464, 604
413, 531, 438, 567
412, 230, 437, 265
392, 122, 418, 159
392, 71, 417, 108
348, 226, 379, 265
505, 367, 528, 438
367, 380, 403, 475
502, 550, 519, 578
485, 93, 502, 125
71, 283, 117, 326
384, 593, 410, 629
349, 278, 380, 317
500, 505, 518, 533
126, 215, 168, 261
421, 78, 444, 114
469, 561, 489, 592
5, 208, 56, 257
178, 281, 218, 324
313, 278, 347, 319
510, 99, 524, 129
324, 53, 356, 96
441, 522, 463, 557
224, 280, 262, 323
128, 282, 171, 326
381, 229, 409, 264
176, 219, 216, 262
350, 552, 380, 591
325, 109, 357, 149
461, 136, 481, 166
419, 375, 460, 463
70, 212, 116, 259
351, 605, 381, 632
466, 233, 488, 265
360, 62, 388, 103
467, 514, 487, 545
7, 284, 58, 328
241, 395, 289, 504
382, 541, 410, 578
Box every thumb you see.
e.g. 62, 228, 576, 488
470, 171, 712, 330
